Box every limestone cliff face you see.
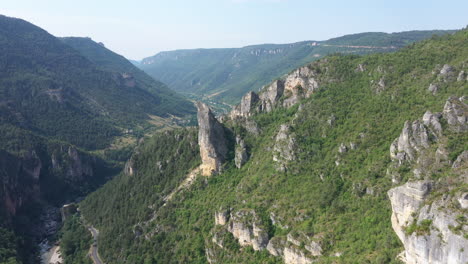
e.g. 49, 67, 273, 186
226, 210, 270, 251
197, 102, 228, 176
0, 150, 42, 216
283, 66, 319, 108
229, 65, 321, 120
1, 143, 101, 220
210, 208, 322, 264
235, 136, 248, 169
273, 124, 297, 171
388, 96, 467, 264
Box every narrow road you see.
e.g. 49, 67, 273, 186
88, 226, 104, 264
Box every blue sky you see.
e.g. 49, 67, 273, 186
2, 0, 467, 59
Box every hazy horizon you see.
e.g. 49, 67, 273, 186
3, 0, 467, 60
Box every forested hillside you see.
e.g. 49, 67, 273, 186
0, 15, 194, 263
139, 30, 455, 106
78, 29, 467, 263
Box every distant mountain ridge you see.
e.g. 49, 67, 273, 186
139, 30, 456, 105
0, 15, 195, 150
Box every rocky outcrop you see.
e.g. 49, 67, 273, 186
390, 120, 431, 164
438, 64, 455, 81
235, 136, 248, 169
124, 157, 136, 176
259, 80, 285, 112
197, 102, 228, 176
283, 66, 319, 108
443, 96, 467, 132
388, 181, 468, 264
60, 203, 77, 221
211, 208, 323, 264
215, 209, 229, 226
388, 96, 468, 264
428, 83, 438, 95
273, 125, 296, 171
457, 71, 466, 82
230, 91, 260, 118
227, 210, 269, 251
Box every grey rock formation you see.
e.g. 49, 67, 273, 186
390, 120, 430, 164
215, 210, 229, 226
439, 64, 454, 77
197, 102, 228, 176
338, 143, 348, 154
457, 71, 465, 82
283, 66, 319, 108
66, 146, 94, 180
287, 232, 322, 257
273, 124, 296, 171
227, 210, 269, 251
388, 97, 468, 264
443, 96, 467, 132
388, 181, 468, 264
266, 237, 287, 256
376, 78, 386, 93
283, 247, 313, 264
422, 111, 442, 136
230, 91, 260, 118
235, 136, 248, 169
452, 150, 468, 169
428, 83, 438, 95
124, 156, 136, 176
259, 80, 285, 112
355, 64, 366, 72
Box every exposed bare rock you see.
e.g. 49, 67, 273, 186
124, 156, 135, 176
230, 91, 260, 118
273, 124, 296, 171
197, 102, 228, 176
439, 64, 455, 81
258, 80, 285, 112
283, 67, 319, 108
327, 114, 336, 126
266, 237, 287, 256
388, 181, 433, 239
66, 146, 94, 180
284, 247, 313, 264
376, 78, 386, 93
428, 83, 438, 95
355, 63, 366, 72
452, 150, 468, 169
422, 111, 442, 136
388, 182, 468, 264
338, 143, 348, 154
457, 71, 465, 82
390, 120, 430, 164
458, 193, 468, 209
215, 209, 229, 226
227, 209, 269, 251
388, 97, 468, 264
235, 136, 248, 169
287, 232, 322, 257
443, 96, 467, 132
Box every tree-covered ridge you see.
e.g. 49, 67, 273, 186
0, 15, 194, 151
139, 30, 456, 106
76, 29, 466, 263
60, 37, 195, 116
0, 14, 196, 263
